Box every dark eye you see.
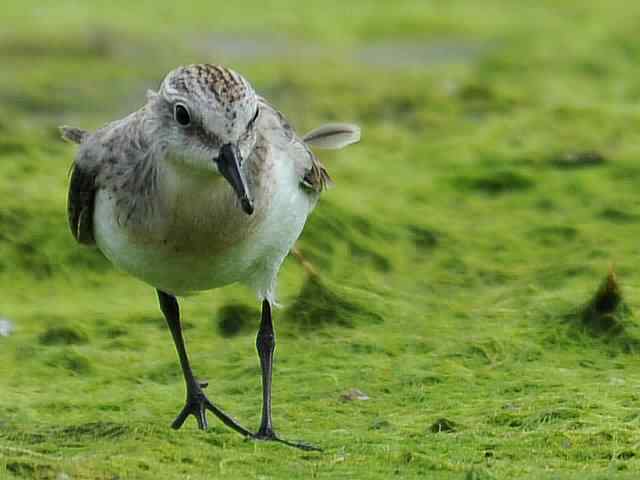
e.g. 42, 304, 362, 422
174, 104, 191, 126
247, 107, 260, 129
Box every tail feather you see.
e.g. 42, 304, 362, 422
59, 125, 89, 145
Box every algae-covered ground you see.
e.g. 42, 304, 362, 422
2, 1, 640, 478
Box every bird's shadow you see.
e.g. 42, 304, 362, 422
216, 304, 260, 338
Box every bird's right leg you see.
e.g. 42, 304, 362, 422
157, 290, 252, 437
252, 299, 321, 451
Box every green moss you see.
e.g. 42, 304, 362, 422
453, 170, 535, 195
39, 326, 89, 346
430, 418, 458, 433
46, 351, 93, 374
2, 1, 640, 478
216, 304, 260, 338
284, 276, 383, 329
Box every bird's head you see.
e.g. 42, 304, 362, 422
148, 64, 260, 215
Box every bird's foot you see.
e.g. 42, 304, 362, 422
252, 426, 322, 452
171, 380, 252, 437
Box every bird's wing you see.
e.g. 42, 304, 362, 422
299, 123, 360, 192
256, 97, 332, 193
299, 151, 332, 193
61, 125, 99, 245
68, 161, 98, 245
302, 123, 361, 150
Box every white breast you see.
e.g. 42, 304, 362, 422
93, 147, 315, 300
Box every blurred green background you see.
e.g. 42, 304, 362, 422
2, 1, 640, 478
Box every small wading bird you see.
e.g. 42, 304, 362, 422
61, 64, 360, 450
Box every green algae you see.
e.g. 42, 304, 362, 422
2, 1, 640, 479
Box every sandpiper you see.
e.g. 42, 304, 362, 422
60, 64, 360, 450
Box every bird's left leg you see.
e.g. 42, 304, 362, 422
157, 290, 252, 437
253, 299, 321, 451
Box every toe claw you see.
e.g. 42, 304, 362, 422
171, 405, 190, 430
293, 441, 323, 452
252, 430, 322, 452
196, 405, 208, 430
170, 388, 252, 437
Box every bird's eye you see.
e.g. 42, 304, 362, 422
174, 104, 191, 126
247, 107, 260, 129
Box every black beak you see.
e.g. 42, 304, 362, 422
215, 143, 254, 215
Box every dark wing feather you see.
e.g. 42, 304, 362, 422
68, 162, 97, 245
301, 154, 332, 193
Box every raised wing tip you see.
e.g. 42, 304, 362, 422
303, 123, 361, 150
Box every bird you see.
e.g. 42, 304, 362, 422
60, 63, 360, 450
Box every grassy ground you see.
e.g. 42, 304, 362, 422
2, 1, 640, 478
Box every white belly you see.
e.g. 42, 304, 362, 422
93, 158, 315, 299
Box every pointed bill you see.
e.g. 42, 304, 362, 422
215, 143, 254, 215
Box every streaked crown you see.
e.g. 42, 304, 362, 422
155, 64, 258, 154
161, 64, 253, 106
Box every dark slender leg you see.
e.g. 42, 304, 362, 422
157, 290, 252, 437
255, 299, 276, 437
253, 299, 321, 451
